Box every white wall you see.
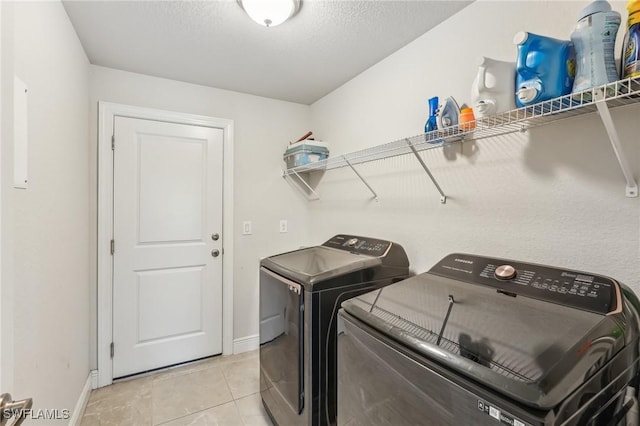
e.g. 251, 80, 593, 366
0, 0, 7, 393
310, 1, 640, 288
88, 66, 311, 368
1, 1, 90, 421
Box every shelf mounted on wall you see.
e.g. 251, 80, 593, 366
343, 156, 379, 201
593, 86, 638, 197
283, 168, 321, 201
282, 154, 381, 201
406, 138, 447, 204
282, 75, 640, 201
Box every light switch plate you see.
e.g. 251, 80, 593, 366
242, 221, 252, 235
279, 220, 288, 233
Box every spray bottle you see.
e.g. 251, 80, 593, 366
424, 96, 439, 142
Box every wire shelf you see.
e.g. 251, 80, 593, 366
283, 76, 640, 176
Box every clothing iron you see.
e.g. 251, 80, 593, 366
436, 97, 460, 129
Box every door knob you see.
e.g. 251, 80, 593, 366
211, 249, 220, 257
211, 233, 220, 241
0, 393, 33, 426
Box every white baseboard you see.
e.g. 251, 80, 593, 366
68, 372, 93, 426
233, 334, 259, 354
90, 370, 98, 389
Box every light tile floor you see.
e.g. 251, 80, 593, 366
81, 350, 273, 426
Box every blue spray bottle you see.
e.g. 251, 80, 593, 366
425, 96, 439, 142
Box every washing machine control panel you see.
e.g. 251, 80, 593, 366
429, 253, 620, 315
323, 234, 391, 257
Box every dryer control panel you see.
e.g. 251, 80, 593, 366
428, 253, 620, 315
323, 234, 391, 257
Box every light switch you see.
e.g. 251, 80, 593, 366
242, 221, 252, 235
279, 220, 288, 233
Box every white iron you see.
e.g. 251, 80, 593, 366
436, 97, 460, 129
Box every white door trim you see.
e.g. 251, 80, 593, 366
97, 102, 234, 387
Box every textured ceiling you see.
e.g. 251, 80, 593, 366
63, 0, 472, 104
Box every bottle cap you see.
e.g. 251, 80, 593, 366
517, 87, 538, 103
628, 0, 640, 15
577, 0, 612, 22
513, 31, 528, 45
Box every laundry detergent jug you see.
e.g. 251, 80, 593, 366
470, 56, 516, 118
621, 0, 640, 78
514, 31, 576, 107
571, 0, 621, 93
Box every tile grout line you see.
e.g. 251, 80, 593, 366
152, 390, 264, 426
152, 370, 259, 425
152, 369, 235, 426
81, 351, 261, 425
152, 379, 234, 426
233, 398, 248, 426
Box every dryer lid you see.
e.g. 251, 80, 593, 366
261, 245, 381, 287
341, 253, 632, 409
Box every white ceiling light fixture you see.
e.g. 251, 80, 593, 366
238, 0, 301, 28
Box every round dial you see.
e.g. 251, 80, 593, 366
347, 238, 358, 246
495, 264, 517, 280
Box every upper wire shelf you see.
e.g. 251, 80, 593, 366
283, 76, 640, 176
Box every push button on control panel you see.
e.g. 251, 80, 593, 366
432, 254, 617, 315
495, 265, 517, 280
324, 235, 391, 256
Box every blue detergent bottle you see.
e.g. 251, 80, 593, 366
425, 96, 439, 141
514, 32, 576, 107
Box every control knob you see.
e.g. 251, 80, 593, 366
495, 264, 517, 280
347, 238, 358, 247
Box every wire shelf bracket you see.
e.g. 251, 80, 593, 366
406, 138, 447, 204
344, 156, 378, 200
593, 88, 638, 198
282, 168, 320, 201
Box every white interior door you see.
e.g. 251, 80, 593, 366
112, 116, 223, 378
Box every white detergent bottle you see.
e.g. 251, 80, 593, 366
571, 0, 621, 93
470, 57, 516, 118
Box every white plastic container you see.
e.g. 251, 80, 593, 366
571, 0, 621, 93
470, 56, 516, 118
283, 140, 329, 169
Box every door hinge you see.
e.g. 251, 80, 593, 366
110, 342, 114, 358
110, 239, 115, 255
111, 135, 115, 150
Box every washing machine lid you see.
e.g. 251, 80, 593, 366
341, 253, 630, 409
261, 246, 381, 287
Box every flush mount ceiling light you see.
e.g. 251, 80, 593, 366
238, 0, 301, 27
